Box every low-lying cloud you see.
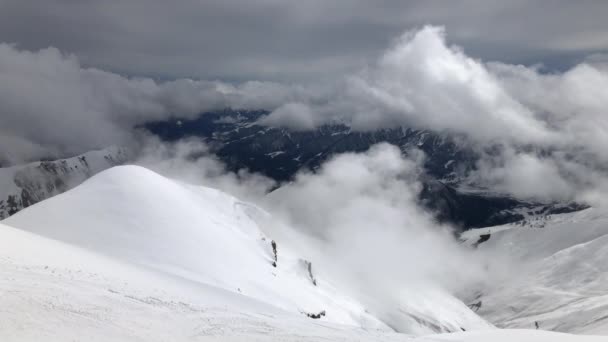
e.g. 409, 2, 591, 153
263, 143, 488, 331
0, 43, 295, 165
263, 143, 481, 286
3, 25, 608, 205
133, 136, 276, 202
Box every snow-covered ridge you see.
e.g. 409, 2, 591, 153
2, 165, 491, 334
0, 147, 128, 219
2, 165, 390, 330
0, 165, 605, 340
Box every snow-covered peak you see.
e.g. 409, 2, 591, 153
3, 165, 390, 330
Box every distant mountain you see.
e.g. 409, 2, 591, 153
0, 147, 129, 219
144, 109, 584, 230
420, 180, 585, 230
145, 109, 477, 183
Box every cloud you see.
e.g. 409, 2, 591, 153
261, 26, 553, 143
490, 62, 608, 157
0, 43, 292, 164
257, 102, 318, 130
259, 143, 487, 329
3, 24, 608, 205
473, 149, 575, 201
257, 26, 608, 205
132, 136, 276, 202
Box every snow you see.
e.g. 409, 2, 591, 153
1, 165, 606, 341
462, 208, 608, 334
429, 329, 604, 342
1, 222, 604, 341
265, 151, 285, 158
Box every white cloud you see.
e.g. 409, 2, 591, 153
258, 26, 608, 204
133, 136, 276, 202
261, 26, 554, 143
260, 143, 486, 324
473, 150, 575, 201
0, 43, 292, 164
257, 102, 318, 130
4, 25, 608, 205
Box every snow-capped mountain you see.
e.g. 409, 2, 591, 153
461, 209, 608, 334
2, 165, 490, 335
0, 147, 129, 220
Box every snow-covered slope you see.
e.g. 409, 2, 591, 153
429, 330, 604, 342
4, 165, 494, 335
461, 209, 608, 334
0, 147, 128, 219
0, 221, 408, 341
0, 222, 602, 341
0, 165, 604, 341
4, 165, 388, 330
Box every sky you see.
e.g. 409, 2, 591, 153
2, 0, 608, 81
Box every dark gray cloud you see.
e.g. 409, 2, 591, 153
1, 0, 607, 81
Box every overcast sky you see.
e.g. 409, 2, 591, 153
2, 0, 608, 81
